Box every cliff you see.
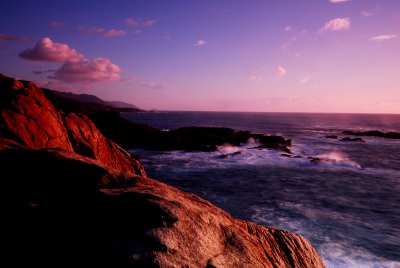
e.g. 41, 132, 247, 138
0, 74, 325, 267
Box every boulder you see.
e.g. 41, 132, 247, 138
1, 147, 325, 267
0, 74, 145, 177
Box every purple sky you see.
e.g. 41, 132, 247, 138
1, 0, 399, 113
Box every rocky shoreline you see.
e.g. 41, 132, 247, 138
0, 74, 324, 267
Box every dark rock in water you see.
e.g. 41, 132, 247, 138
0, 74, 325, 267
281, 153, 292, 158
219, 151, 242, 159
251, 134, 292, 153
258, 134, 291, 146
386, 132, 400, 139
341, 137, 366, 143
325, 135, 338, 139
343, 130, 400, 139
170, 126, 235, 151
309, 157, 322, 164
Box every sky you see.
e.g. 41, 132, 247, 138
1, 0, 399, 113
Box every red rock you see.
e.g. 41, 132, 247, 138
0, 75, 145, 177
63, 113, 146, 176
0, 76, 72, 151
103, 177, 325, 267
1, 148, 325, 267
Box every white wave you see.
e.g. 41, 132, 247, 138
320, 243, 400, 268
314, 151, 361, 169
250, 205, 400, 268
217, 143, 241, 154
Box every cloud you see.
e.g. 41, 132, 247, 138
276, 66, 287, 76
139, 81, 165, 89
281, 37, 300, 58
369, 34, 397, 42
300, 75, 311, 84
19, 37, 84, 62
83, 27, 127, 37
329, 0, 350, 3
249, 75, 263, 84
20, 37, 122, 84
0, 33, 29, 42
51, 58, 121, 83
195, 39, 206, 46
124, 18, 157, 28
320, 18, 351, 33
49, 21, 65, 27
361, 11, 373, 18
284, 26, 292, 32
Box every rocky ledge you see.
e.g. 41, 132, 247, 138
343, 130, 400, 139
0, 74, 324, 267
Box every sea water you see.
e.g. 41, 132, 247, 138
123, 112, 400, 268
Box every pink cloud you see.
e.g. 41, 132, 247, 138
51, 58, 121, 83
142, 20, 157, 27
0, 33, 29, 42
84, 27, 127, 37
277, 66, 287, 76
269, 66, 287, 80
369, 34, 397, 42
19, 37, 84, 62
195, 39, 206, 46
124, 18, 157, 28
300, 75, 311, 84
249, 75, 263, 85
361, 11, 373, 18
49, 21, 65, 27
320, 18, 351, 33
329, 0, 350, 3
139, 81, 165, 89
284, 26, 292, 32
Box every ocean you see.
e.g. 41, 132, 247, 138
123, 112, 400, 268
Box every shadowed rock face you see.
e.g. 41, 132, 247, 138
1, 148, 325, 268
0, 74, 324, 267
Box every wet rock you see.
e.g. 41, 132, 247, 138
341, 137, 366, 143
219, 151, 242, 159
325, 135, 338, 139
343, 130, 400, 139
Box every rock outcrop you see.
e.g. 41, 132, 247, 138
2, 148, 324, 267
0, 75, 145, 177
0, 74, 324, 267
343, 130, 400, 139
